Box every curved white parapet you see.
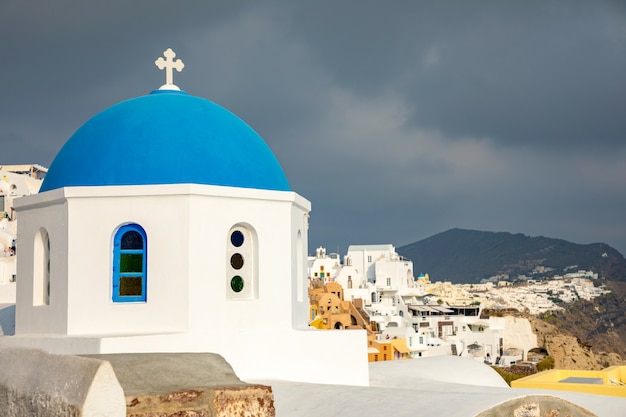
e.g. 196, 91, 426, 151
0, 346, 126, 417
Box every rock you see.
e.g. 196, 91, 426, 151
528, 316, 607, 370
82, 352, 275, 417
476, 395, 597, 417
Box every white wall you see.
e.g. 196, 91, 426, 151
6, 183, 372, 385
66, 192, 190, 335
97, 327, 370, 386
375, 258, 414, 291
290, 199, 310, 328
185, 186, 305, 333
15, 193, 69, 334
502, 316, 537, 356
347, 245, 393, 282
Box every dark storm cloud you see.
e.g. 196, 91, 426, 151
1, 1, 625, 260
0, 1, 255, 162
286, 1, 626, 149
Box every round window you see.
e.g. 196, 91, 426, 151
231, 276, 244, 292
230, 253, 244, 269
230, 230, 244, 247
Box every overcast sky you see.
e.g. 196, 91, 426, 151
2, 1, 625, 258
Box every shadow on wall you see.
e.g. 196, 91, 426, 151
0, 304, 15, 335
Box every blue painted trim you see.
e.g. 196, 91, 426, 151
112, 224, 147, 303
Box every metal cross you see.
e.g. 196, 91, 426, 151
155, 48, 185, 88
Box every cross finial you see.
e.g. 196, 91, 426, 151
155, 48, 185, 91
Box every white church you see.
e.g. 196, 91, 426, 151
0, 49, 367, 386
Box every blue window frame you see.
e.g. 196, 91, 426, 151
112, 224, 147, 302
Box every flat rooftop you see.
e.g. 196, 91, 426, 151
254, 357, 626, 417
512, 366, 626, 398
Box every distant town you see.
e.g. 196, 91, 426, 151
307, 244, 610, 365
443, 269, 608, 315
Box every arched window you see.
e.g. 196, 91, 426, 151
296, 230, 304, 302
226, 224, 257, 300
112, 224, 147, 302
33, 228, 50, 306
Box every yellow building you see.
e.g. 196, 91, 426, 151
310, 282, 411, 362
367, 336, 411, 362
512, 366, 626, 398
309, 282, 372, 331
368, 338, 392, 362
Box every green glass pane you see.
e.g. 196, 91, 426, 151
120, 254, 143, 272
120, 277, 143, 296
231, 276, 244, 293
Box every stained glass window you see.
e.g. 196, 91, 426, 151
113, 224, 147, 302
231, 276, 244, 292
227, 226, 257, 300
230, 230, 244, 247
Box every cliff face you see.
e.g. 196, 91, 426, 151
528, 316, 624, 370
549, 281, 626, 360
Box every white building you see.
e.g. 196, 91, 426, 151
345, 244, 399, 283
313, 244, 533, 362
332, 245, 440, 334
0, 50, 367, 386
308, 246, 342, 283
0, 165, 46, 303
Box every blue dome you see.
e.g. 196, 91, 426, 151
40, 90, 290, 192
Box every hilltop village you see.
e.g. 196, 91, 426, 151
308, 245, 610, 364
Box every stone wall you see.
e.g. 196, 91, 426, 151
83, 352, 276, 417
0, 346, 126, 417
0, 348, 276, 416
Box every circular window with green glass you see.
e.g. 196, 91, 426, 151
230, 275, 245, 292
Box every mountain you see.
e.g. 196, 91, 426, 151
397, 228, 626, 284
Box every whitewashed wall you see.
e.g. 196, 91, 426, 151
6, 183, 371, 386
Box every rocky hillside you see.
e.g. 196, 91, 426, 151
398, 228, 626, 283
541, 280, 626, 361
496, 280, 626, 370
528, 315, 624, 370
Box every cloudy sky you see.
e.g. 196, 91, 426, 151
2, 1, 625, 257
